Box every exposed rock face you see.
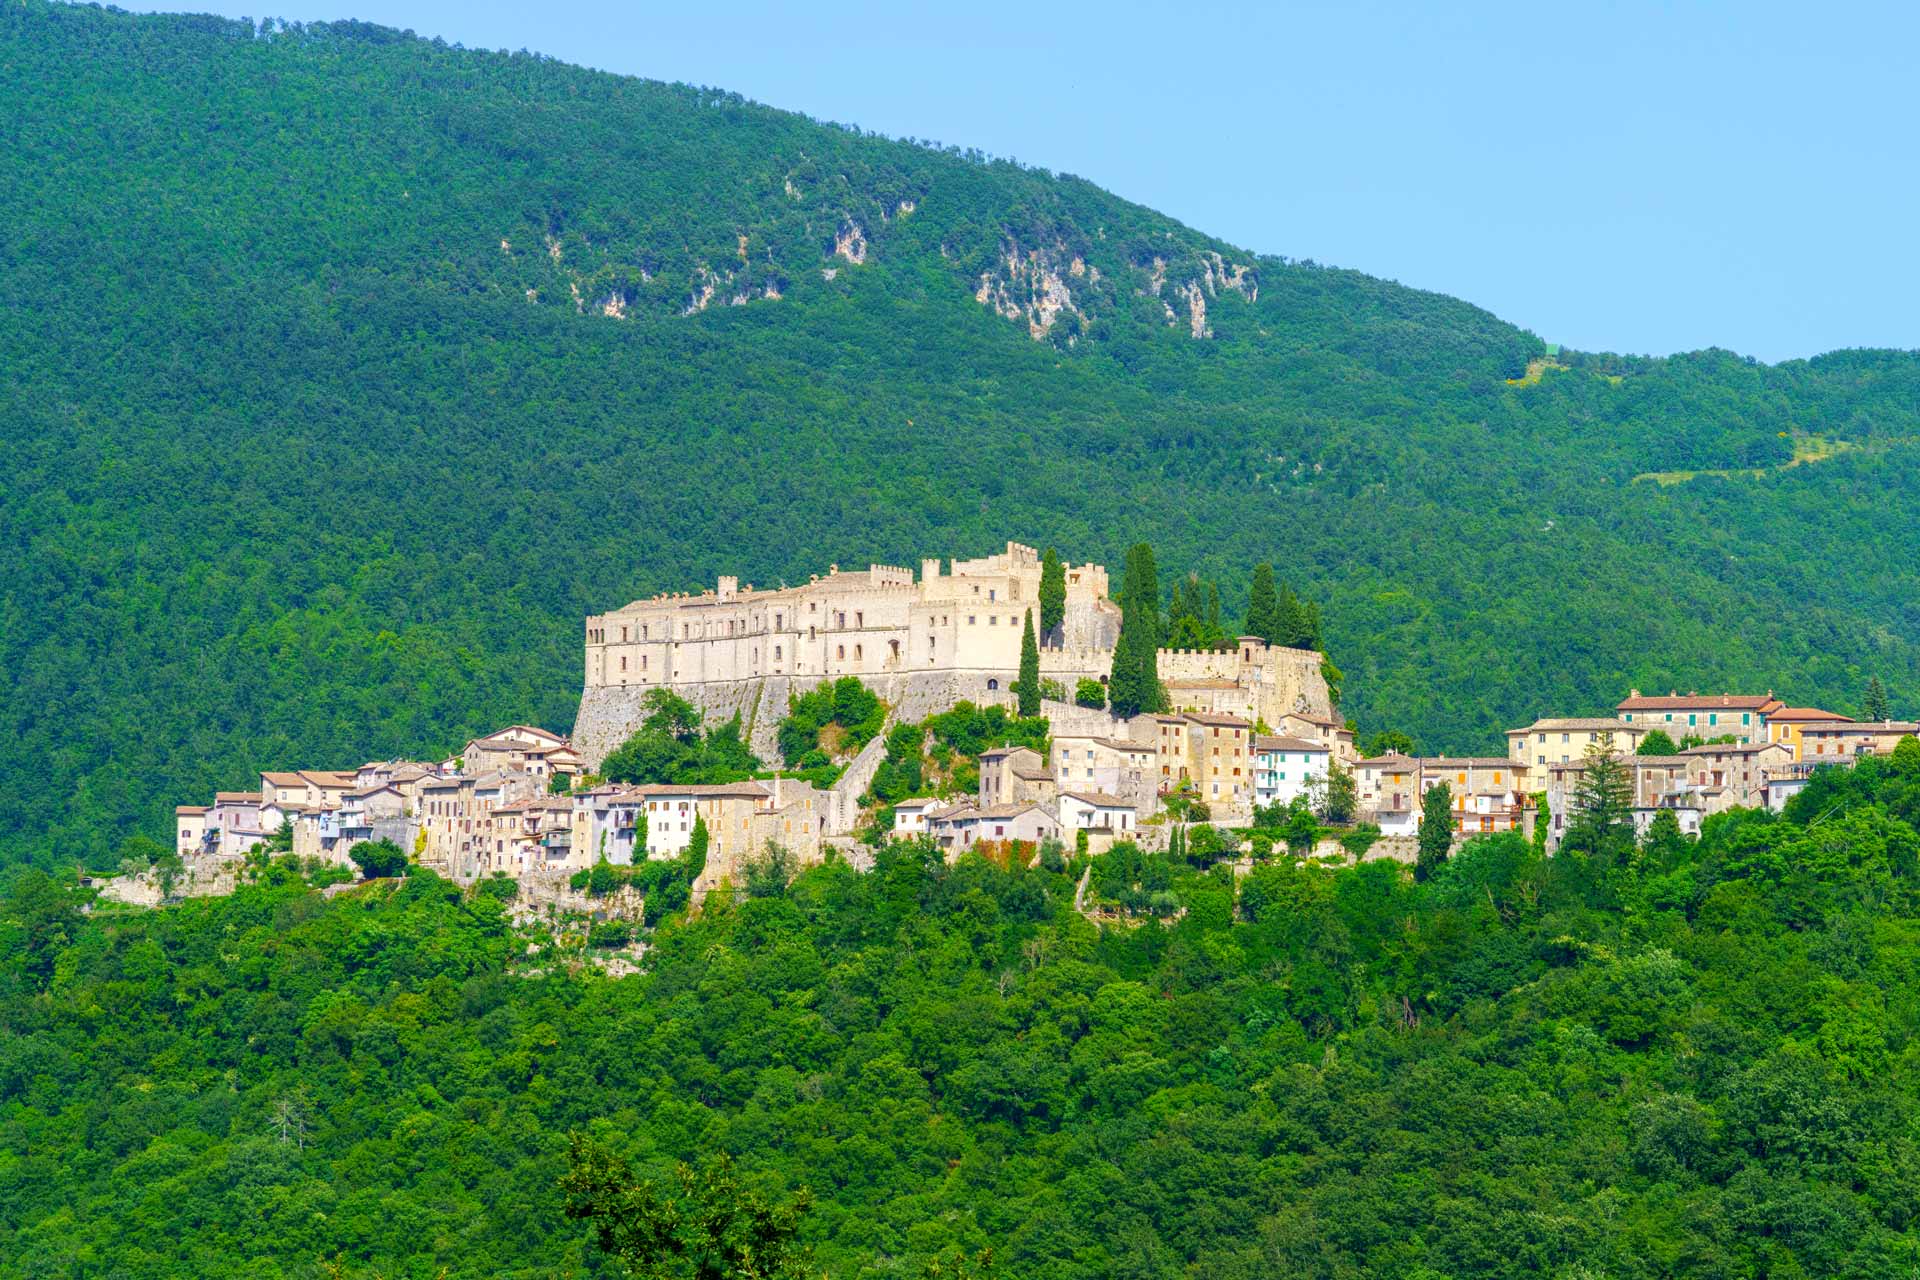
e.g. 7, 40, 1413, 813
973, 241, 1087, 340
1181, 281, 1210, 338
834, 223, 869, 264
967, 239, 1258, 343
683, 266, 719, 314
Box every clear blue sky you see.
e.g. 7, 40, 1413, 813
125, 0, 1918, 361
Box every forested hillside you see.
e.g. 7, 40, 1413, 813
5, 1, 1920, 866
8, 742, 1920, 1277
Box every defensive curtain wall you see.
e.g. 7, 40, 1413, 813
575, 641, 1333, 771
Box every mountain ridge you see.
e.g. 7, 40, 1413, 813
3, 0, 1918, 866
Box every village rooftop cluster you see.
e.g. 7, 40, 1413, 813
161, 544, 1915, 901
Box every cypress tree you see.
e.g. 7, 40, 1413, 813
1038, 547, 1066, 643
1109, 543, 1164, 718
1245, 562, 1278, 643
1017, 610, 1041, 716
1205, 582, 1222, 646
1415, 783, 1453, 882
1864, 676, 1891, 722
1276, 584, 1306, 648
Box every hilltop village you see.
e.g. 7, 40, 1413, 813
160, 542, 1916, 905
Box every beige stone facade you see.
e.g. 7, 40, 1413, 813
1151, 712, 1253, 815
1049, 734, 1158, 811
978, 746, 1056, 809
259, 769, 355, 811
1417, 757, 1529, 834
1507, 719, 1646, 769
1542, 754, 1704, 845
1796, 720, 1920, 761
1616, 690, 1780, 745
1681, 741, 1794, 809
584, 542, 1115, 697
1354, 754, 1419, 836
576, 547, 1333, 768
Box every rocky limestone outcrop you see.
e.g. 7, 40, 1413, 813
973, 240, 1088, 340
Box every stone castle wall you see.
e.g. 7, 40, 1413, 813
577, 641, 1331, 770
577, 665, 1108, 768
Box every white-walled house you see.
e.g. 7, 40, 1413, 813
1057, 791, 1138, 836
1252, 735, 1330, 808
892, 798, 949, 836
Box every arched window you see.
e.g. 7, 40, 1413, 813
836, 645, 845, 659
987, 678, 999, 691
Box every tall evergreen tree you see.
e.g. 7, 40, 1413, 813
1276, 584, 1307, 648
1864, 675, 1891, 722
1415, 783, 1454, 882
1245, 562, 1279, 643
1108, 543, 1164, 718
1017, 610, 1041, 716
1205, 582, 1223, 644
1038, 547, 1066, 643
1300, 599, 1324, 651
1566, 735, 1634, 860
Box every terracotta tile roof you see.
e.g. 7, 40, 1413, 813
1617, 692, 1775, 712
214, 791, 262, 803
1510, 718, 1639, 734
1765, 707, 1850, 722
963, 803, 1053, 821
1255, 735, 1328, 752
622, 782, 772, 800
175, 805, 209, 815
470, 725, 568, 747
1061, 790, 1133, 808
1183, 712, 1250, 728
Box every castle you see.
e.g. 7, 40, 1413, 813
573, 541, 1333, 767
